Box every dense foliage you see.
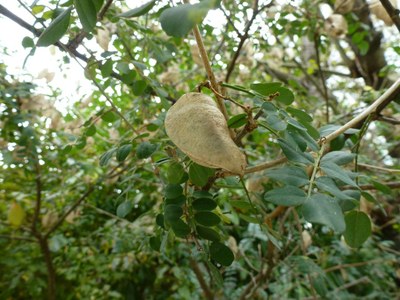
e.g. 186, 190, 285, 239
1, 0, 400, 299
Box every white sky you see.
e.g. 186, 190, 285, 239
0, 1, 93, 112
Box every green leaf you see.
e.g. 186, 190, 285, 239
286, 107, 313, 123
320, 161, 358, 187
231, 200, 253, 210
302, 194, 345, 233
344, 211, 371, 247
321, 151, 355, 166
206, 261, 224, 287
265, 114, 287, 131
275, 87, 295, 105
167, 162, 185, 184
85, 125, 96, 136
192, 198, 217, 211
164, 184, 183, 199
264, 186, 307, 206
159, 1, 215, 37
136, 142, 157, 159
132, 80, 147, 96
261, 102, 278, 113
100, 59, 113, 77
193, 190, 213, 199
165, 195, 186, 206
117, 0, 156, 18
32, 5, 45, 14
278, 138, 314, 165
227, 113, 247, 128
196, 225, 220, 241
101, 110, 118, 122
315, 176, 351, 200
149, 236, 161, 251
156, 214, 165, 228
194, 211, 220, 226
116, 144, 132, 162
250, 82, 282, 95
99, 148, 116, 166
116, 201, 133, 218
266, 166, 309, 187
189, 163, 215, 187
37, 7, 72, 47
210, 242, 234, 266
22, 37, 35, 48
171, 219, 191, 238
371, 180, 392, 195
74, 0, 98, 33
8, 203, 26, 227
164, 204, 183, 223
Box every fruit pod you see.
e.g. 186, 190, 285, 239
165, 93, 247, 175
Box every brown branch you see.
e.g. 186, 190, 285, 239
342, 181, 400, 190
323, 78, 400, 143
98, 0, 114, 20
45, 185, 96, 238
0, 4, 87, 61
314, 34, 330, 123
379, 0, 400, 33
192, 26, 230, 121
0, 234, 37, 242
37, 236, 56, 300
377, 115, 400, 125
225, 0, 272, 83
324, 259, 387, 273
244, 157, 287, 174
32, 162, 42, 232
189, 259, 214, 300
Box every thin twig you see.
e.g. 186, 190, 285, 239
45, 185, 96, 238
314, 34, 330, 123
0, 234, 37, 242
323, 78, 400, 143
244, 157, 287, 174
342, 181, 400, 190
32, 162, 42, 233
324, 259, 388, 273
357, 163, 400, 174
192, 25, 230, 121
379, 0, 400, 33
189, 259, 214, 300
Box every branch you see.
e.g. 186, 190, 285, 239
324, 259, 388, 273
314, 34, 330, 123
45, 185, 96, 238
0, 234, 37, 242
225, 0, 272, 82
0, 4, 87, 61
189, 259, 214, 300
244, 157, 287, 174
379, 0, 400, 33
37, 236, 56, 300
342, 181, 400, 190
323, 78, 400, 143
192, 25, 230, 121
357, 163, 400, 174
31, 162, 42, 233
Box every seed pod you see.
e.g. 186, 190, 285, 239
334, 0, 355, 14
324, 14, 348, 38
165, 93, 246, 175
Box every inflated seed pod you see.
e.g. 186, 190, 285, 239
165, 93, 246, 175
334, 0, 355, 14
324, 14, 348, 38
